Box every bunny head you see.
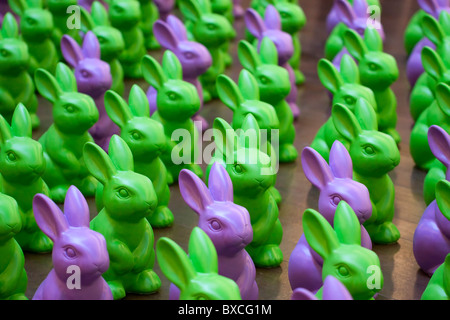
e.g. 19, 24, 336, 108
245, 5, 294, 65
303, 201, 383, 300
238, 38, 291, 105
153, 15, 212, 79
35, 63, 99, 134
0, 13, 29, 73
0, 103, 45, 184
61, 31, 112, 99
421, 46, 450, 88
212, 115, 276, 197
428, 125, 450, 181
33, 186, 110, 285
83, 135, 158, 222
419, 0, 450, 19
9, 0, 53, 41
179, 162, 253, 256
291, 275, 353, 300
108, 0, 141, 29
344, 28, 398, 90
332, 99, 400, 177
142, 51, 200, 122
178, 0, 234, 47
318, 55, 377, 112
335, 0, 384, 39
302, 140, 372, 226
104, 85, 167, 161
271, 0, 306, 35
0, 193, 21, 243
157, 226, 242, 300
216, 69, 280, 132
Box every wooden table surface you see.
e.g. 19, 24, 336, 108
24, 0, 432, 300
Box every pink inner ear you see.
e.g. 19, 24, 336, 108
264, 5, 282, 30
166, 15, 188, 41
82, 31, 101, 59
329, 141, 353, 179
61, 35, 84, 68
208, 163, 234, 202
154, 20, 179, 51
245, 8, 266, 38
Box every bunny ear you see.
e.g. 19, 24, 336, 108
179, 168, 213, 215
364, 27, 383, 52
333, 201, 362, 245
335, 0, 356, 26
156, 236, 197, 292
91, 1, 110, 26
318, 58, 344, 94
0, 116, 12, 145
332, 103, 362, 142
178, 0, 203, 23
291, 288, 318, 300
208, 162, 234, 202
55, 63, 78, 93
104, 90, 133, 128
213, 117, 239, 159
435, 82, 450, 117
301, 146, 333, 190
443, 253, 450, 296
259, 37, 279, 65
239, 113, 261, 150
245, 8, 266, 39
82, 31, 101, 59
421, 46, 445, 80
329, 140, 353, 179
264, 5, 282, 30
418, 0, 440, 16
216, 74, 244, 112
128, 85, 150, 118
428, 125, 450, 167
339, 54, 360, 84
108, 135, 134, 171
83, 142, 117, 185
322, 275, 353, 300
188, 227, 219, 274
422, 14, 445, 46
64, 185, 90, 228
166, 15, 189, 41
238, 69, 260, 100
436, 180, 450, 220
162, 50, 183, 80
34, 68, 62, 103
302, 208, 340, 260
33, 193, 69, 242
439, 11, 450, 36
1, 13, 19, 39
238, 40, 262, 73
79, 6, 95, 31
26, 0, 43, 8
344, 29, 368, 61
352, 0, 369, 17
8, 0, 27, 17
153, 20, 179, 51
10, 103, 32, 138
61, 34, 84, 68
142, 55, 167, 91
354, 98, 378, 130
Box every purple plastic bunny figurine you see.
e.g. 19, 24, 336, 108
327, 0, 381, 34
291, 275, 353, 300
233, 0, 244, 18
288, 140, 373, 293
153, 0, 174, 22
177, 162, 258, 300
245, 5, 299, 119
61, 31, 115, 151
32, 185, 112, 300
78, 0, 108, 11
150, 15, 212, 132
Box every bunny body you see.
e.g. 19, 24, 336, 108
142, 51, 203, 183
0, 193, 27, 300
238, 38, 297, 163
178, 163, 258, 300
332, 101, 401, 244
411, 83, 450, 171
421, 253, 450, 300
288, 141, 373, 293
208, 115, 282, 268
0, 104, 52, 253
311, 55, 377, 162
138, 0, 160, 50
344, 27, 400, 144
151, 15, 212, 132
35, 63, 99, 203
414, 180, 450, 276
103, 85, 173, 228
85, 135, 161, 300
0, 13, 39, 129
32, 186, 112, 300
61, 31, 114, 152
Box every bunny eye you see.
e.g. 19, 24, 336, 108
210, 219, 222, 231
184, 52, 194, 59
368, 63, 379, 71
344, 96, 356, 105
363, 145, 375, 155
131, 131, 141, 140
81, 70, 90, 78
65, 104, 75, 113
337, 265, 350, 277
65, 247, 77, 259
0, 49, 8, 57
233, 164, 244, 174
167, 92, 177, 101
26, 17, 35, 25
280, 12, 289, 18
6, 151, 17, 162
331, 195, 342, 206
97, 36, 106, 44
117, 188, 130, 199
259, 76, 269, 84
195, 294, 208, 300
207, 23, 216, 31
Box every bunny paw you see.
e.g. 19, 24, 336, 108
50, 186, 69, 203
30, 113, 40, 130
294, 70, 305, 86
148, 206, 174, 228
129, 270, 161, 295
5, 293, 28, 300
189, 164, 204, 179
366, 222, 400, 244
248, 245, 283, 268
25, 231, 53, 253
79, 176, 99, 197
203, 90, 212, 103
385, 128, 401, 145
107, 281, 126, 300
279, 145, 298, 163
269, 186, 282, 205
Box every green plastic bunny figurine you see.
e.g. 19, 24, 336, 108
0, 193, 28, 300
422, 253, 450, 300
157, 227, 242, 300
35, 63, 99, 203
103, 85, 174, 228
142, 51, 203, 183
85, 135, 161, 300
238, 37, 298, 163
332, 100, 401, 244
0, 13, 39, 130
138, 0, 160, 50
0, 104, 52, 253
208, 115, 283, 268
344, 27, 400, 144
